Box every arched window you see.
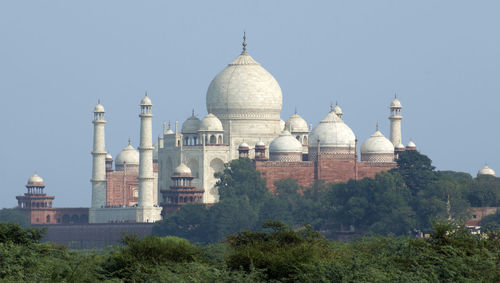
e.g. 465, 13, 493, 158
46, 215, 50, 223
62, 214, 70, 224
218, 135, 223, 144
71, 215, 79, 223
210, 135, 216, 144
303, 136, 308, 145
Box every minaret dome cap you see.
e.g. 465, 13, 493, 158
390, 98, 402, 108
94, 103, 105, 113
140, 95, 152, 106
27, 173, 44, 185
174, 163, 192, 175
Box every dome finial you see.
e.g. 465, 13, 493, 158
330, 102, 334, 112
168, 121, 171, 130
145, 91, 148, 97
192, 109, 195, 117
294, 107, 297, 114
128, 137, 131, 145
394, 92, 397, 99
163, 121, 167, 133
376, 122, 379, 131
98, 99, 101, 104
242, 31, 247, 54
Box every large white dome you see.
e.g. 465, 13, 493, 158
361, 130, 394, 154
309, 111, 356, 148
206, 51, 282, 120
285, 113, 308, 133
269, 130, 303, 153
115, 144, 139, 166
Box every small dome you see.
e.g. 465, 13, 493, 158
406, 140, 417, 150
165, 129, 174, 134
361, 130, 394, 154
395, 143, 405, 150
309, 111, 356, 148
115, 144, 139, 166
94, 103, 105, 113
199, 113, 223, 132
238, 142, 250, 150
27, 173, 44, 185
174, 163, 192, 175
140, 95, 152, 106
390, 98, 402, 108
255, 140, 265, 147
478, 165, 496, 177
269, 130, 303, 153
285, 113, 308, 133
106, 153, 113, 160
182, 113, 201, 134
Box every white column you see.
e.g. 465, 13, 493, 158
389, 107, 403, 146
91, 103, 107, 208
138, 97, 154, 207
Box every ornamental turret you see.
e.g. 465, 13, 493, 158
160, 163, 204, 216
389, 96, 403, 146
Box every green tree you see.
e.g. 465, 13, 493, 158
215, 158, 269, 205
480, 210, 500, 231
0, 208, 29, 227
226, 221, 330, 282
392, 150, 437, 194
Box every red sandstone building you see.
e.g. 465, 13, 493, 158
16, 174, 88, 225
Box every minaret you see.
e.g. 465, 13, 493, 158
138, 93, 154, 208
136, 93, 162, 222
91, 101, 107, 208
389, 96, 403, 146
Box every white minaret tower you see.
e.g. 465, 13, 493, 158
90, 102, 107, 209
136, 93, 162, 222
389, 96, 403, 146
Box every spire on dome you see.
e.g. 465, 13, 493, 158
128, 138, 131, 145
192, 109, 195, 117
242, 31, 247, 54
330, 102, 334, 112
376, 122, 379, 131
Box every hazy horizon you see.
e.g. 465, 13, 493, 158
1, 0, 499, 208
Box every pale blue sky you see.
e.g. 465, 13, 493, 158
1, 1, 499, 207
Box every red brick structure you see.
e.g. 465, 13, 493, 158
16, 174, 89, 225
160, 163, 204, 216
104, 154, 159, 207
251, 144, 397, 192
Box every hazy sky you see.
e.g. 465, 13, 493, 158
1, 1, 499, 208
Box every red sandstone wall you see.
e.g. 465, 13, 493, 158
357, 162, 397, 179
255, 159, 396, 192
255, 161, 315, 192
106, 171, 139, 206
29, 207, 89, 225
318, 160, 356, 183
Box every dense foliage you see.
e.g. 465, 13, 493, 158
0, 222, 498, 282
154, 151, 500, 242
